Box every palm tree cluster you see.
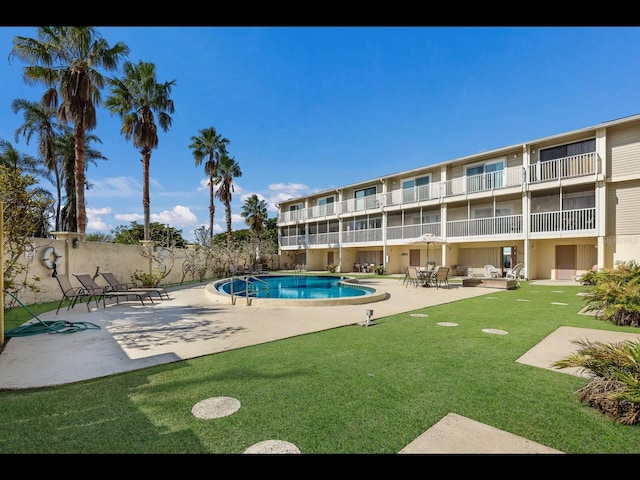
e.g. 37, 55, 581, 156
10, 26, 129, 236
4, 26, 269, 249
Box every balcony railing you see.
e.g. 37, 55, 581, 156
444, 165, 524, 197
530, 207, 596, 233
277, 153, 599, 224
528, 152, 597, 183
279, 208, 597, 249
386, 223, 441, 241
447, 214, 523, 238
342, 228, 383, 244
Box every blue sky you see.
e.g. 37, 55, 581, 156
2, 26, 640, 242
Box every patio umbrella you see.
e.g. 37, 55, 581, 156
411, 233, 445, 266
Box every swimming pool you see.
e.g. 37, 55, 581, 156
207, 274, 387, 306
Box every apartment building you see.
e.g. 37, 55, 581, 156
276, 114, 640, 280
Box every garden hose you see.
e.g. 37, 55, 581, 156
4, 292, 101, 338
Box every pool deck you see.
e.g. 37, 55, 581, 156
1, 275, 491, 389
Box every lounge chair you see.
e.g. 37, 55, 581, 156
53, 272, 102, 314
100, 271, 170, 300
73, 273, 153, 307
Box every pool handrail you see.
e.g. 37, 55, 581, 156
230, 275, 270, 305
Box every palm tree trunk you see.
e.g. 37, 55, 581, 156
74, 122, 87, 234
209, 172, 215, 239
143, 151, 151, 241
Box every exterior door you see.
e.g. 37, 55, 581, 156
556, 245, 576, 280
409, 249, 421, 267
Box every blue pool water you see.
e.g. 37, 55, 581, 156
216, 275, 374, 299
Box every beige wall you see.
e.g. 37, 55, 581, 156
11, 237, 208, 305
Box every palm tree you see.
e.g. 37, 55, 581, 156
189, 127, 230, 240
214, 153, 242, 239
104, 60, 175, 241
11, 98, 64, 230
55, 131, 107, 232
241, 193, 268, 238
10, 26, 129, 235
0, 141, 54, 237
0, 139, 44, 177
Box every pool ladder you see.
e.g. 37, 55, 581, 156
230, 275, 270, 305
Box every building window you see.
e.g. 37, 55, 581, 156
289, 203, 304, 221
539, 138, 595, 180
466, 159, 504, 192
318, 196, 335, 215
354, 186, 377, 210
402, 175, 431, 202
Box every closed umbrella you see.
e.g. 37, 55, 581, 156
411, 233, 445, 266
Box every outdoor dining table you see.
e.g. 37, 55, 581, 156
417, 268, 434, 287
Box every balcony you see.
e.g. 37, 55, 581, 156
530, 207, 596, 234
444, 166, 524, 198
277, 153, 599, 225
447, 214, 523, 238
280, 207, 597, 249
528, 152, 597, 183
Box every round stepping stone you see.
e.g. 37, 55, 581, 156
244, 440, 301, 454
410, 313, 429, 317
551, 302, 568, 306
192, 396, 241, 419
437, 322, 459, 327
482, 328, 508, 335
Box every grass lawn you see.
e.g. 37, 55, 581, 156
1, 280, 639, 453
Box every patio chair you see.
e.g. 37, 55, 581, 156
100, 271, 170, 300
53, 272, 102, 314
505, 263, 524, 280
430, 266, 450, 289
73, 273, 153, 308
406, 267, 421, 287
484, 264, 501, 278
402, 266, 410, 286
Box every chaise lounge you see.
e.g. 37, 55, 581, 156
73, 273, 153, 307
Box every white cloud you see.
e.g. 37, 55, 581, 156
151, 205, 198, 227
87, 206, 112, 215
115, 213, 143, 222
86, 176, 141, 197
86, 206, 113, 232
268, 182, 309, 192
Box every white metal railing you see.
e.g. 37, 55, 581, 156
446, 214, 523, 238
277, 153, 598, 224
530, 207, 596, 233
386, 223, 441, 240
341, 227, 383, 244
528, 152, 597, 183
279, 209, 596, 248
306, 232, 340, 246
444, 165, 524, 197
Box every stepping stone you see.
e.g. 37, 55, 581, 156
482, 328, 508, 335
192, 396, 241, 419
244, 440, 301, 454
437, 322, 459, 327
